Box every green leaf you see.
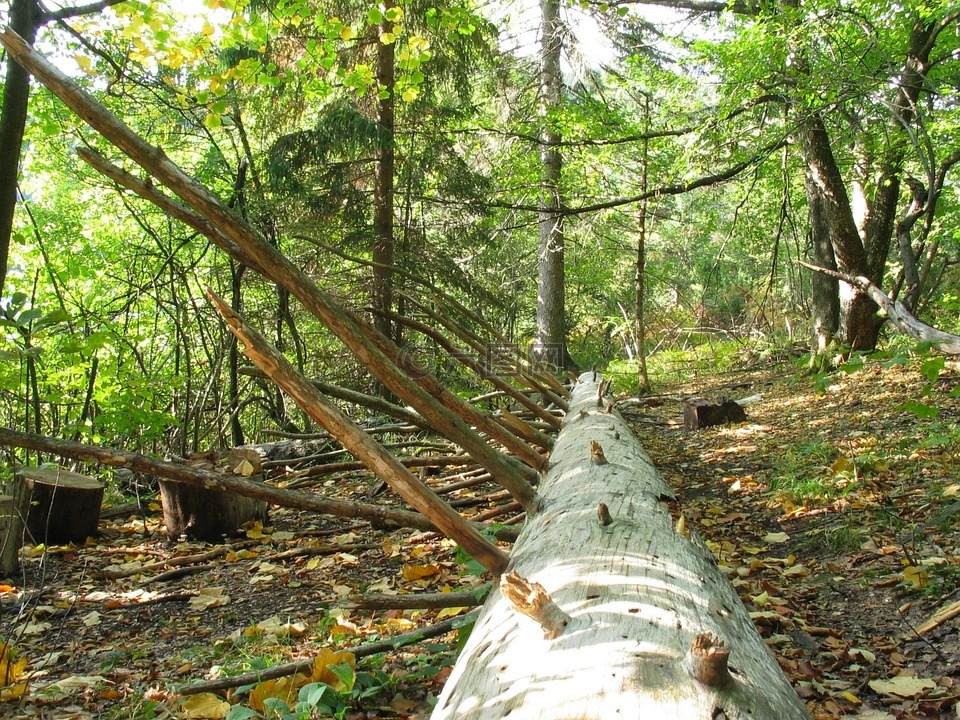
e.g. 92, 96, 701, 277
920, 357, 945, 383
366, 7, 383, 24
327, 663, 356, 693
899, 400, 939, 419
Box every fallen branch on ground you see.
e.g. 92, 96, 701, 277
177, 609, 479, 696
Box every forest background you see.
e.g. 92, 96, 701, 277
1, 0, 959, 469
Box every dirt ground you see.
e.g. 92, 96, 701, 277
1, 353, 958, 719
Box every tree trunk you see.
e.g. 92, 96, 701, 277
534, 0, 574, 372
804, 194, 839, 360
0, 492, 28, 576
0, 0, 40, 298
432, 374, 811, 720
159, 448, 268, 541
373, 20, 396, 353
635, 94, 652, 393
797, 113, 878, 351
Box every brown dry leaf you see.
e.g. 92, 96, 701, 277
187, 587, 230, 611
868, 676, 936, 698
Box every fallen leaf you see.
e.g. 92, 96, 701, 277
902, 565, 928, 590
181, 692, 230, 719
249, 674, 308, 713
868, 676, 936, 698
764, 532, 790, 543
187, 588, 230, 610
402, 564, 441, 581
309, 648, 356, 690
850, 647, 876, 663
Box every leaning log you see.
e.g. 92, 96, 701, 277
206, 290, 508, 573
432, 374, 811, 720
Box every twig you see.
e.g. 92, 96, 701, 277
344, 585, 491, 610
99, 540, 261, 580
177, 609, 479, 696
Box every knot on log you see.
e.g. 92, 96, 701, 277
500, 571, 571, 640
597, 502, 613, 526
686, 632, 734, 690
590, 440, 608, 465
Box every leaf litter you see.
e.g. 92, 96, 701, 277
631, 353, 960, 719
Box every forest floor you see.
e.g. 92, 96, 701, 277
0, 352, 958, 719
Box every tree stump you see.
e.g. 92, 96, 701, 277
432, 374, 810, 720
683, 397, 747, 430
0, 491, 29, 576
160, 449, 268, 542
16, 466, 104, 544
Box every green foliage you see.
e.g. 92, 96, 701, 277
226, 663, 396, 720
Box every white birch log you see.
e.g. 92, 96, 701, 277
432, 372, 812, 720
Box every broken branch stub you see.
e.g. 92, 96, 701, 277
499, 571, 572, 640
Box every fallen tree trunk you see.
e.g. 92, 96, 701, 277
432, 373, 811, 720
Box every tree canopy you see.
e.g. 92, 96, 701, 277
1, 0, 958, 449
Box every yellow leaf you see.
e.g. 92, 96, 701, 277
838, 691, 861, 704
764, 532, 790, 544
309, 648, 356, 690
830, 456, 852, 474
903, 565, 928, 589
0, 644, 28, 686
402, 563, 439, 581
943, 483, 960, 497
340, 25, 357, 41
74, 54, 92, 71
380, 32, 396, 44
232, 458, 256, 476
181, 692, 230, 719
244, 521, 266, 539
436, 606, 467, 619
249, 674, 309, 712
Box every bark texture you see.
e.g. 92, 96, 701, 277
533, 0, 574, 371
432, 374, 810, 720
